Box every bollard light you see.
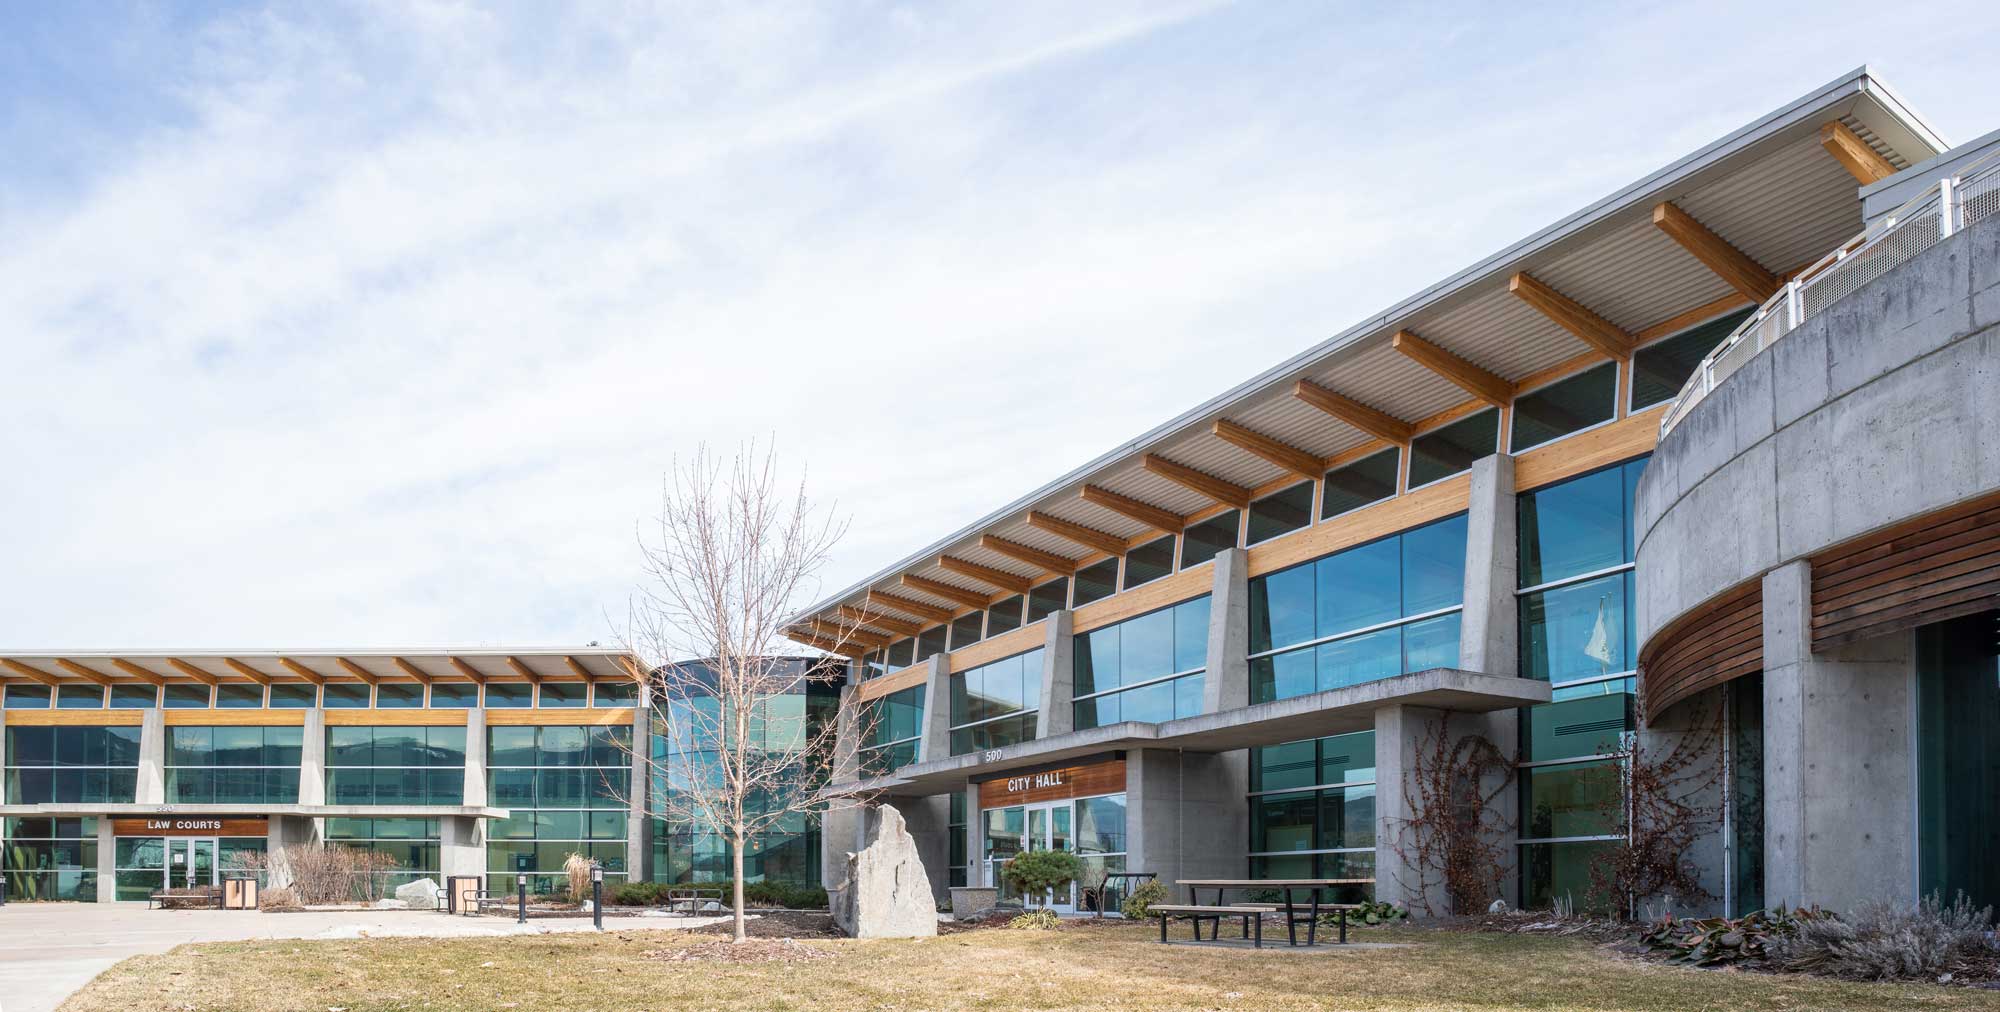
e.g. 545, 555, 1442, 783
516, 873, 529, 924
590, 861, 605, 931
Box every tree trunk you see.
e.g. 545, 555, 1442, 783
731, 830, 747, 943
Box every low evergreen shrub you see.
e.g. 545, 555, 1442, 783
1119, 880, 1168, 920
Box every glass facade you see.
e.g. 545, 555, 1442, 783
3, 725, 141, 804
327, 726, 467, 805
167, 726, 303, 804
1917, 609, 2000, 912
1630, 308, 1754, 411
1248, 515, 1466, 703
2, 817, 98, 902
648, 659, 841, 887
1073, 596, 1209, 729
1511, 362, 1616, 452
981, 792, 1128, 910
1246, 481, 1314, 545
489, 724, 631, 891
1408, 409, 1497, 488
1072, 557, 1118, 609
1728, 673, 1764, 916
1515, 455, 1648, 909
1123, 535, 1176, 589
948, 792, 969, 888
858, 685, 924, 776
1323, 448, 1399, 520
1247, 731, 1375, 902
326, 817, 440, 892
949, 649, 1042, 755
1181, 510, 1240, 569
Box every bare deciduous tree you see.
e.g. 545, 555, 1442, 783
624, 442, 862, 942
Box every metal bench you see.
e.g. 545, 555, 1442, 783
1148, 904, 1277, 947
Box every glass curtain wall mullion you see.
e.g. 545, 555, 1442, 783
1515, 562, 1637, 598
1068, 664, 1205, 702
1247, 778, 1375, 798
1245, 603, 1466, 662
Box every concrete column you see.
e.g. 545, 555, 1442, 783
1372, 704, 1457, 915
297, 708, 327, 806
135, 708, 166, 804
625, 689, 649, 882
1035, 610, 1075, 738
462, 707, 488, 807
1202, 548, 1251, 714
265, 814, 319, 891
440, 816, 485, 882
1455, 452, 1522, 904
918, 653, 952, 764
95, 817, 115, 903
963, 783, 984, 886
1126, 748, 1248, 894
1459, 453, 1518, 677
819, 686, 864, 888
1761, 560, 1916, 911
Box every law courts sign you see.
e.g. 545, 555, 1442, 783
110, 816, 270, 837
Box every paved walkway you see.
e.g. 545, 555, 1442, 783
0, 903, 731, 1012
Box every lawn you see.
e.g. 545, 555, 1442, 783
61, 920, 2000, 1012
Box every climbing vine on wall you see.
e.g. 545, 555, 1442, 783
1386, 722, 1516, 916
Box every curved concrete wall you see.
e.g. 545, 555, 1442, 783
1634, 212, 2000, 648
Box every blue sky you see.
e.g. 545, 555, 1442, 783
3, 1, 1997, 650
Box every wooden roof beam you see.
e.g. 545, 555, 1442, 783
1652, 202, 1781, 303
267, 658, 321, 685
0, 659, 63, 686
1210, 419, 1323, 481
617, 656, 648, 684
783, 628, 869, 659
1025, 511, 1126, 557
1391, 330, 1514, 407
168, 658, 222, 686
1078, 485, 1183, 535
899, 574, 992, 610
863, 591, 955, 625
1508, 274, 1636, 360
503, 656, 543, 685
332, 658, 379, 686
938, 556, 1035, 594
223, 658, 274, 686
836, 605, 925, 638
112, 659, 169, 686
393, 657, 435, 686
1820, 121, 1896, 184
53, 659, 115, 686
1291, 380, 1415, 444
1141, 454, 1251, 509
977, 535, 1078, 574
803, 617, 894, 649
447, 657, 489, 685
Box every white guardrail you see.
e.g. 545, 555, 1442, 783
1658, 149, 2000, 438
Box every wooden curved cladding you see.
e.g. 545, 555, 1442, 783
1810, 490, 2000, 651
1639, 579, 1763, 721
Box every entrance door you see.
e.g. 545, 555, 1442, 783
168, 839, 218, 890
1025, 802, 1075, 911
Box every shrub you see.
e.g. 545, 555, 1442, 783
1321, 900, 1406, 929
1008, 908, 1061, 930
258, 886, 302, 912
1639, 906, 1834, 967
1771, 893, 1995, 981
1120, 880, 1168, 920
1002, 851, 1084, 908
744, 880, 829, 909
234, 845, 404, 904
609, 880, 675, 906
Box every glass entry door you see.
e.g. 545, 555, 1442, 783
985, 802, 1075, 911
167, 838, 218, 890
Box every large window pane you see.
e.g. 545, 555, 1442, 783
1519, 465, 1628, 587
1316, 629, 1399, 691
1522, 692, 1633, 762
1630, 308, 1752, 411
1249, 563, 1315, 655
1316, 538, 1399, 634
1122, 536, 1175, 589
1511, 362, 1615, 452
1522, 839, 1622, 911
1072, 558, 1118, 609
1520, 572, 1632, 682
949, 610, 985, 651
986, 596, 1023, 638
1180, 511, 1239, 568
1027, 579, 1068, 624
1402, 515, 1467, 615
1917, 610, 2000, 911
1119, 608, 1174, 682
1521, 760, 1623, 839
1323, 448, 1400, 520
1408, 409, 1498, 488
1246, 482, 1314, 545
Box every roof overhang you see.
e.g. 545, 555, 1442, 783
0, 804, 513, 820
832, 668, 1550, 798
792, 68, 1951, 639
0, 647, 642, 690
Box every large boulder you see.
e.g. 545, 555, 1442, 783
831, 805, 937, 939
395, 877, 440, 910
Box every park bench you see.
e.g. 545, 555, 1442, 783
147, 888, 223, 910
1148, 904, 1277, 947
1176, 878, 1376, 946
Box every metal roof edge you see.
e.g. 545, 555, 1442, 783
0, 646, 633, 659
1856, 65, 1953, 154
789, 67, 1929, 625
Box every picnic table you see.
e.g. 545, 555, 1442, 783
1174, 878, 1376, 946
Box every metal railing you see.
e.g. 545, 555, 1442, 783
1658, 148, 2000, 438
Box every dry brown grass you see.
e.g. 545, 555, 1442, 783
59, 920, 2000, 1012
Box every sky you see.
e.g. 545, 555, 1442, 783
3, 1, 1998, 652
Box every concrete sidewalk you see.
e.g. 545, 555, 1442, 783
0, 904, 732, 1012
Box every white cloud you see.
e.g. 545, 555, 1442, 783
1, 0, 1996, 649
